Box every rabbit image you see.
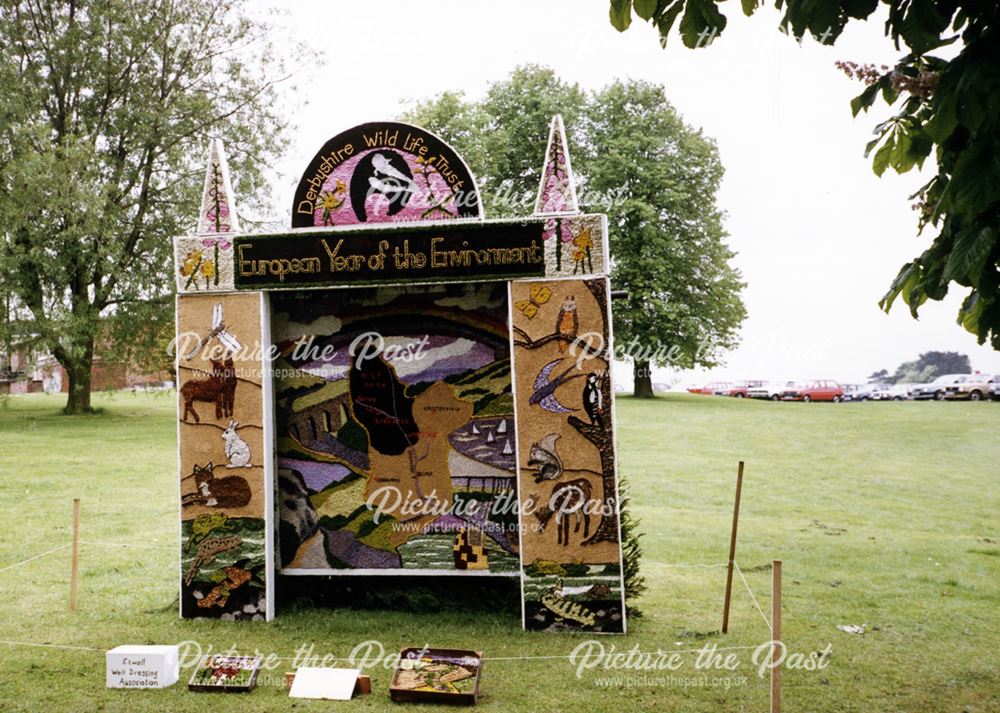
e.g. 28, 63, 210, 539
221, 420, 251, 469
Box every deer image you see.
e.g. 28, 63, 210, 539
532, 478, 593, 546
180, 358, 234, 423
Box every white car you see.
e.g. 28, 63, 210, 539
748, 380, 795, 401
911, 374, 968, 400
888, 383, 914, 400
872, 384, 910, 401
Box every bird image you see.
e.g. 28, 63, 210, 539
582, 372, 604, 427
371, 153, 414, 187
528, 433, 563, 482
529, 358, 584, 413
349, 150, 415, 222
555, 295, 578, 353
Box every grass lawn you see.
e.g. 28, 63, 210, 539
0, 390, 997, 711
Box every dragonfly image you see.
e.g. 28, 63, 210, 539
196, 303, 242, 354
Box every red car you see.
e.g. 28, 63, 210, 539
687, 381, 731, 395
781, 380, 843, 402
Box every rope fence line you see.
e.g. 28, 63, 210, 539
0, 539, 176, 575
0, 543, 771, 634
0, 637, 765, 662
483, 646, 764, 661
734, 561, 772, 632
0, 544, 68, 574
652, 562, 729, 569
0, 549, 775, 663
1, 543, 735, 570
0, 639, 106, 653
78, 540, 175, 550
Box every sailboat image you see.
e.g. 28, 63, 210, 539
502, 439, 513, 455
497, 419, 507, 434
486, 428, 495, 444
471, 423, 480, 435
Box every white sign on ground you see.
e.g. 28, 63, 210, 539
105, 645, 179, 689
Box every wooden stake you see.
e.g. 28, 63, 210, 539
721, 460, 744, 634
70, 498, 80, 611
770, 559, 782, 713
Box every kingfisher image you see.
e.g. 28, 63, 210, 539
350, 150, 416, 221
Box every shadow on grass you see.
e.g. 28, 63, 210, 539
277, 575, 522, 615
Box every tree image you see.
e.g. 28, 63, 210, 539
607, 0, 1000, 350
870, 350, 972, 383
917, 350, 972, 376
585, 80, 746, 397
405, 66, 746, 397
0, 0, 289, 413
893, 350, 972, 383
406, 67, 588, 220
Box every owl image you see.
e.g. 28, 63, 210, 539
555, 295, 578, 353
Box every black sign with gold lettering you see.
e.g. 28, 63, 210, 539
233, 222, 546, 289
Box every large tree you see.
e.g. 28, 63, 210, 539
585, 80, 746, 396
608, 0, 1000, 350
405, 66, 588, 219
404, 67, 746, 397
0, 0, 288, 413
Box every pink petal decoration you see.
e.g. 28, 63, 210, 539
533, 115, 580, 216
198, 139, 242, 234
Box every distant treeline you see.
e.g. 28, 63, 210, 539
869, 351, 971, 384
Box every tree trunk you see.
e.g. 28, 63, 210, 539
633, 359, 654, 398
568, 414, 620, 546
62, 341, 95, 414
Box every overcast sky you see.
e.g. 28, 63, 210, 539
249, 0, 1000, 385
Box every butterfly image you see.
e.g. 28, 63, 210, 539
514, 284, 552, 319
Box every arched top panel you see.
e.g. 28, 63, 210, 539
292, 121, 482, 228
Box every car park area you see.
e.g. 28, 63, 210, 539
687, 372, 1000, 404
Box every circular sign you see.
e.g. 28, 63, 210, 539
291, 121, 482, 228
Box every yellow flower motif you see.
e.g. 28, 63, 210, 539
319, 179, 348, 211
200, 260, 216, 279
573, 227, 593, 250
180, 249, 203, 277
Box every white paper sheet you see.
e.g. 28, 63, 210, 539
288, 667, 361, 700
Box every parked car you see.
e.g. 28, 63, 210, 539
841, 384, 862, 401
869, 385, 889, 400
911, 374, 969, 400
865, 383, 905, 400
688, 381, 731, 395
708, 382, 734, 396
748, 380, 795, 401
781, 380, 844, 402
944, 373, 1000, 401
722, 380, 766, 398
991, 381, 1000, 401
843, 383, 879, 401
886, 383, 915, 400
